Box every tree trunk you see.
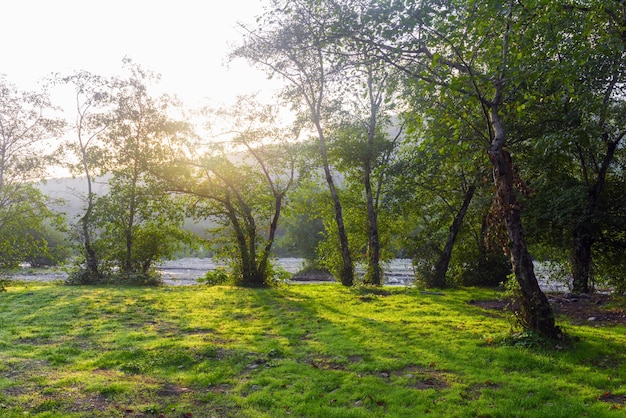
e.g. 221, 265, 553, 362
81, 174, 100, 282
315, 123, 354, 286
489, 98, 559, 337
81, 201, 100, 282
571, 225, 593, 293
363, 161, 382, 285
432, 185, 476, 288
488, 145, 559, 336
570, 136, 618, 293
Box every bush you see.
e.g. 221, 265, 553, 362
198, 267, 232, 286
460, 253, 511, 287
66, 268, 103, 285
266, 263, 292, 285
66, 268, 162, 286
116, 270, 163, 286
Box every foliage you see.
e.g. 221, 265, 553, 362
0, 75, 64, 183
164, 97, 301, 287
89, 177, 191, 276
60, 60, 192, 285
459, 252, 512, 288
198, 267, 232, 286
0, 185, 66, 268
0, 276, 9, 292
0, 77, 66, 269
24, 220, 72, 267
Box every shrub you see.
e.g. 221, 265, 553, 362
460, 253, 511, 287
198, 267, 232, 286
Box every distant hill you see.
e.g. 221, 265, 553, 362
38, 176, 110, 220
37, 176, 213, 236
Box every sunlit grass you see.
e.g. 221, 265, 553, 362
0, 282, 625, 417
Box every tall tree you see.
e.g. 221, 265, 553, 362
513, 1, 626, 294
163, 97, 300, 287
60, 71, 113, 281
232, 0, 356, 286
0, 76, 64, 267
330, 63, 403, 285
329, 0, 563, 336
100, 59, 192, 279
559, 1, 626, 293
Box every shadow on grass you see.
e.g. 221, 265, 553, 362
2, 283, 626, 417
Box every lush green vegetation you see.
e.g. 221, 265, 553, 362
1, 281, 625, 417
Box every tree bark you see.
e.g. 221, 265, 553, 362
571, 225, 593, 293
314, 121, 354, 286
486, 81, 559, 335
363, 167, 382, 285
432, 185, 476, 288
571, 136, 618, 293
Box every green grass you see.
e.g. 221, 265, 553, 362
0, 282, 625, 417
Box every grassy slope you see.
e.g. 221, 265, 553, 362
0, 283, 625, 417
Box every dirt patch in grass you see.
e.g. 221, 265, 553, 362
599, 391, 626, 405
399, 366, 450, 390
157, 384, 192, 397
469, 293, 626, 326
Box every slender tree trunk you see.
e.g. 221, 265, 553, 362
258, 196, 284, 285
81, 162, 100, 282
124, 173, 139, 273
81, 193, 99, 281
315, 122, 354, 286
362, 68, 386, 286
570, 136, 619, 293
432, 185, 476, 288
363, 162, 382, 285
571, 225, 593, 293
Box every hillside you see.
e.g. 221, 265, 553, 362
37, 176, 215, 237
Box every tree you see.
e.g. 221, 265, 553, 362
554, 1, 625, 294
391, 113, 492, 288
328, 0, 563, 336
330, 63, 403, 285
60, 71, 114, 282
62, 61, 192, 284
233, 0, 356, 286
97, 59, 192, 281
163, 97, 300, 287
0, 76, 64, 267
508, 1, 626, 294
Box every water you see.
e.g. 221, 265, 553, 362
10, 257, 570, 292
156, 257, 416, 286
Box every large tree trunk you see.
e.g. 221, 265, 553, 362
432, 185, 476, 288
489, 102, 559, 337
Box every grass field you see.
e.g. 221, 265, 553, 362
0, 281, 625, 417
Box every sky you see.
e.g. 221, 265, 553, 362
1, 0, 279, 108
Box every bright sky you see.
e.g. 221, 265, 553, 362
1, 0, 278, 108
